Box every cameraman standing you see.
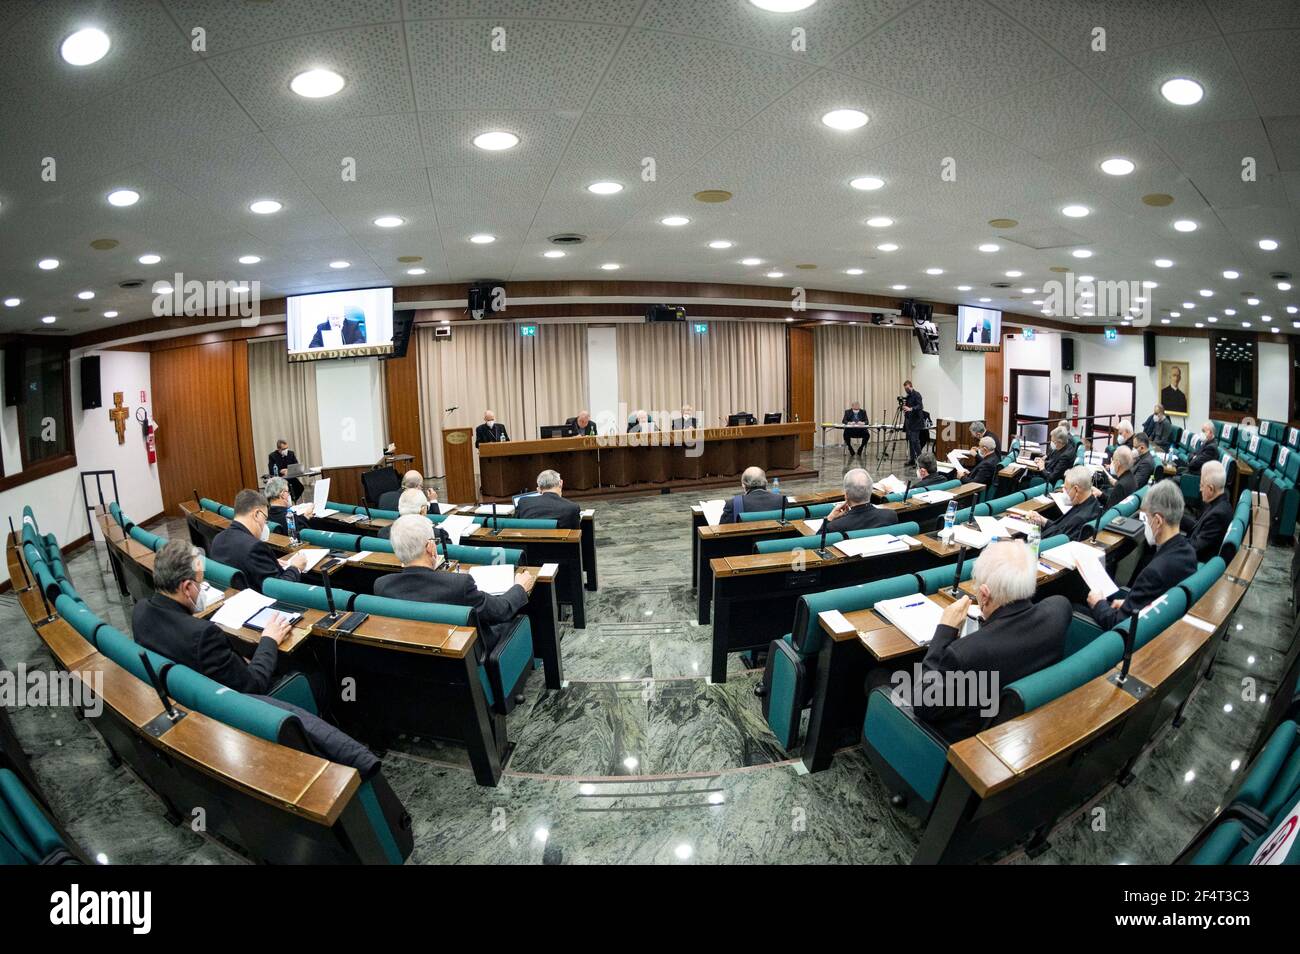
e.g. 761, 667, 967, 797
903, 380, 925, 466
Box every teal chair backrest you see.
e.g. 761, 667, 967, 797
22, 505, 37, 531
324, 501, 362, 515
884, 478, 961, 503
740, 506, 809, 523
218, 505, 235, 519
202, 558, 242, 590
199, 497, 223, 514
442, 543, 523, 565
107, 502, 123, 527
751, 521, 920, 555
355, 536, 395, 553
262, 577, 357, 612
492, 517, 559, 530
128, 525, 164, 550
1133, 587, 1189, 650
55, 593, 104, 645
164, 664, 297, 744
94, 625, 175, 687
1004, 630, 1124, 716
792, 572, 923, 655
915, 558, 976, 595
352, 594, 472, 627
299, 528, 361, 551
1180, 556, 1226, 604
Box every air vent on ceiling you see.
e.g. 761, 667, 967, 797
1271, 271, 1292, 281
999, 228, 1089, 251
990, 281, 1012, 289
119, 278, 146, 289
548, 233, 586, 245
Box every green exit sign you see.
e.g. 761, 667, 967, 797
520, 324, 537, 337
693, 322, 708, 334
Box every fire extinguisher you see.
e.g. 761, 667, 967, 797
135, 407, 158, 464
1067, 385, 1080, 429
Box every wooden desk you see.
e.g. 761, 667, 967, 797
690, 489, 844, 588
477, 422, 814, 499
459, 525, 586, 629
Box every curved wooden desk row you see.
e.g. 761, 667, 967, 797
6, 536, 377, 864
477, 421, 813, 497
101, 511, 554, 786
921, 495, 1271, 864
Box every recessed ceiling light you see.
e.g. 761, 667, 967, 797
1242, 321, 1252, 328
1020, 287, 1035, 294
978, 297, 991, 303
374, 215, 405, 228
1171, 311, 1182, 318
1247, 297, 1260, 305
1225, 308, 1237, 315
1143, 280, 1158, 288
1005, 270, 1022, 278
925, 267, 943, 275
1208, 316, 1217, 323
106, 189, 138, 207
740, 257, 762, 266
1183, 301, 1195, 308
237, 254, 260, 265
1079, 275, 1094, 283
876, 243, 898, 252
1288, 306, 1298, 314
1061, 204, 1090, 218
821, 108, 868, 130
103, 310, 117, 318
1259, 238, 1279, 251
957, 285, 972, 291
1199, 289, 1213, 297
865, 216, 893, 228
76, 290, 94, 300
1279, 282, 1292, 291
587, 181, 623, 195
1173, 219, 1197, 232
290, 68, 345, 98
1161, 77, 1204, 106
849, 176, 884, 191
41, 315, 56, 324
749, 0, 817, 11
845, 268, 864, 275
405, 267, 426, 275
543, 249, 566, 258
249, 199, 282, 215
1222, 269, 1239, 279
660, 216, 690, 227
3, 298, 19, 307
137, 253, 161, 265
601, 263, 621, 271
469, 233, 496, 244
1100, 157, 1135, 176
978, 243, 999, 253
1263, 314, 1273, 322
1071, 249, 1093, 258
892, 284, 908, 291
37, 258, 59, 270
61, 28, 110, 66
708, 240, 733, 249
473, 130, 519, 151
329, 260, 350, 269
1154, 258, 1173, 268
765, 270, 784, 278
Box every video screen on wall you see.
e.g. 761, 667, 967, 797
956, 305, 1002, 352
286, 287, 394, 362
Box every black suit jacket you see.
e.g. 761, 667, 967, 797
824, 503, 899, 535
720, 488, 784, 523
1183, 493, 1232, 563
670, 417, 698, 430
915, 472, 950, 489
1090, 533, 1198, 630
903, 390, 925, 431
308, 318, 365, 348
373, 565, 527, 651
967, 452, 999, 490
914, 596, 1071, 742
514, 491, 581, 529
565, 418, 599, 436
1039, 441, 1076, 486
267, 449, 298, 475
475, 422, 508, 447
1104, 470, 1139, 511
1043, 495, 1102, 542
842, 409, 868, 425
1131, 451, 1156, 487
132, 593, 278, 694
1143, 416, 1172, 449
1188, 440, 1218, 474
209, 520, 302, 594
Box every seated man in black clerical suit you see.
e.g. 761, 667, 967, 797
670, 405, 698, 430
913, 452, 949, 488
841, 401, 868, 456
375, 515, 531, 652
1085, 481, 1197, 631
1142, 404, 1172, 449
1187, 421, 1219, 475
308, 311, 366, 348
1183, 460, 1232, 562
377, 469, 438, 511
822, 467, 899, 534
719, 467, 784, 523
514, 469, 582, 529
1024, 466, 1102, 542
475, 409, 508, 447
267, 438, 304, 501
1034, 426, 1076, 486
210, 489, 308, 592
955, 435, 999, 490
565, 410, 599, 436
1130, 431, 1156, 487
1102, 446, 1139, 511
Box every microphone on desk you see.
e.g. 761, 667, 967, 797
321, 564, 342, 624
1116, 609, 1140, 685
948, 545, 968, 599
489, 500, 501, 535
902, 478, 912, 503
778, 493, 789, 526
815, 515, 833, 559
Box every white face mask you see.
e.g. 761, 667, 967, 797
1143, 514, 1157, 546
259, 520, 271, 542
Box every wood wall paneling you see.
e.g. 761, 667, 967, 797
383, 348, 423, 475
984, 346, 1005, 446
231, 339, 259, 488
151, 342, 245, 515
787, 326, 814, 451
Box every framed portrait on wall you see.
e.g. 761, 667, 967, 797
1158, 360, 1190, 417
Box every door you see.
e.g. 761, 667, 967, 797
1009, 369, 1051, 446
1086, 373, 1136, 453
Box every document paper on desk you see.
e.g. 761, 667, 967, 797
474, 503, 515, 515
436, 502, 457, 514
874, 475, 907, 495
1041, 540, 1104, 570
439, 514, 478, 546
832, 534, 910, 558
700, 499, 726, 527
468, 564, 515, 595
283, 548, 329, 572
914, 489, 954, 504
874, 594, 944, 645
804, 518, 824, 535
1074, 546, 1119, 597
311, 477, 335, 517
211, 588, 275, 630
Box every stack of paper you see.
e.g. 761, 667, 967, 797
804, 518, 824, 535
914, 489, 955, 504
1016, 456, 1038, 467
346, 550, 373, 563
1074, 546, 1119, 597
874, 475, 907, 495
311, 477, 334, 517
952, 525, 990, 549
874, 594, 944, 645
282, 548, 329, 572
474, 503, 515, 515
974, 516, 1004, 538
440, 514, 478, 545
1000, 516, 1036, 537
211, 588, 275, 630
1041, 540, 1104, 570
436, 502, 457, 515
700, 499, 726, 527
832, 534, 910, 558
468, 564, 515, 595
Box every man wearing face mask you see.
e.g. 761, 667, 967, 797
1182, 460, 1233, 562
211, 488, 307, 592
1187, 421, 1219, 474
1142, 404, 1172, 449
1023, 466, 1102, 542
132, 540, 290, 692
1086, 480, 1197, 631
908, 541, 1070, 742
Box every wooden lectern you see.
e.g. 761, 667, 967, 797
442, 427, 477, 504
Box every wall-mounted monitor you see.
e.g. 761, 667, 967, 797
286, 287, 394, 362
956, 305, 1002, 352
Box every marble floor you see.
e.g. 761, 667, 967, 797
1, 448, 1293, 864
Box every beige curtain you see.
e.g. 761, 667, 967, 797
814, 324, 911, 445
247, 337, 322, 471
616, 320, 787, 428
529, 323, 589, 430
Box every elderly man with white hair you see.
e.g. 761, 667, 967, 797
378, 469, 437, 512
1024, 465, 1102, 542
823, 468, 899, 534
911, 540, 1070, 741
1112, 419, 1135, 455
374, 515, 531, 651
720, 466, 784, 523
954, 434, 999, 488
1102, 445, 1139, 510
515, 469, 581, 529
1086, 480, 1197, 631
376, 488, 432, 539
1035, 426, 1076, 485
1182, 459, 1232, 562
1187, 420, 1219, 474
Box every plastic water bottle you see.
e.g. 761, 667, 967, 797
1027, 522, 1040, 561
772, 477, 781, 494
285, 508, 298, 544
943, 500, 957, 535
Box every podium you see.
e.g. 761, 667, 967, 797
442, 427, 477, 504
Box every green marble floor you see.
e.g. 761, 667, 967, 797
1, 450, 1293, 864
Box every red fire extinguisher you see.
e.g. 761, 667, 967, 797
1068, 385, 1080, 429
136, 407, 157, 464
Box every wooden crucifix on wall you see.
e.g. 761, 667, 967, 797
109, 391, 129, 445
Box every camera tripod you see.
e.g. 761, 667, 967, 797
874, 400, 910, 472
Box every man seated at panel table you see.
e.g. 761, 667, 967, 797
1085, 480, 1197, 631
1183, 460, 1232, 563
1100, 446, 1139, 511
913, 452, 949, 489
969, 420, 1000, 459
514, 469, 582, 529
629, 409, 657, 433
670, 405, 698, 430
823, 468, 899, 534
378, 469, 437, 512
376, 515, 531, 652
565, 410, 599, 436
1033, 426, 1076, 486
906, 541, 1070, 742
1023, 465, 1102, 542
475, 410, 508, 447
265, 477, 310, 532
953, 435, 999, 489
210, 489, 307, 592
1142, 404, 1173, 449
1130, 431, 1157, 487
719, 466, 785, 523
267, 438, 304, 502
842, 401, 869, 456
